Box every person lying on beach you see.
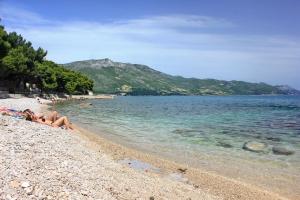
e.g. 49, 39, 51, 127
1, 107, 73, 129
23, 109, 59, 122
0, 107, 53, 121
23, 109, 74, 130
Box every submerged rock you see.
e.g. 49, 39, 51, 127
265, 136, 281, 142
272, 146, 295, 155
217, 141, 233, 148
172, 129, 200, 137
242, 141, 267, 153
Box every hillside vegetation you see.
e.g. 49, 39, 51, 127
64, 59, 299, 95
0, 24, 93, 94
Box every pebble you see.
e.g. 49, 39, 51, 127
21, 181, 30, 188
9, 180, 20, 188
81, 190, 88, 196
5, 194, 16, 200
24, 186, 34, 195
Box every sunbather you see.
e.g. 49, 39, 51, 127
23, 109, 60, 123
23, 109, 73, 130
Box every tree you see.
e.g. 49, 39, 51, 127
0, 24, 94, 94
0, 25, 11, 59
35, 47, 47, 62
2, 46, 29, 77
35, 61, 58, 92
6, 32, 26, 48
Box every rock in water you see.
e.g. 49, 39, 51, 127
243, 141, 267, 153
217, 141, 233, 148
265, 136, 281, 142
272, 146, 295, 155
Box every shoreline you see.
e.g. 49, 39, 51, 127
72, 124, 289, 200
0, 97, 294, 199
54, 96, 300, 199
1, 97, 219, 199
46, 98, 298, 200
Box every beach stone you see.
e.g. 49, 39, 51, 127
9, 180, 20, 188
25, 186, 34, 195
33, 187, 44, 197
242, 141, 267, 153
272, 146, 295, 155
5, 194, 15, 200
21, 181, 31, 188
81, 190, 88, 196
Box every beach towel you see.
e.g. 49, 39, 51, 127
0, 107, 25, 119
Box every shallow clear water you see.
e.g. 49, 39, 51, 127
56, 96, 300, 185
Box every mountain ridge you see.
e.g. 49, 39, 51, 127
63, 59, 300, 95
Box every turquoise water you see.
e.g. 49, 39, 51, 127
56, 96, 300, 187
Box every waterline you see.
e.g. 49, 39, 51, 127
56, 96, 300, 197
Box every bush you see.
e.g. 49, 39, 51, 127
0, 24, 93, 94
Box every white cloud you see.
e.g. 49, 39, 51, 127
1, 3, 300, 89
115, 15, 234, 29
0, 3, 53, 27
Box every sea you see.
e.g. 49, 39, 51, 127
55, 95, 300, 194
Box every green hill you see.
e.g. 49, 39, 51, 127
63, 58, 299, 95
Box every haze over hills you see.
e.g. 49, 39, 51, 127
63, 59, 300, 95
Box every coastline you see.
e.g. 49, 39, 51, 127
1, 97, 218, 199
72, 124, 290, 200
51, 99, 297, 199
0, 97, 293, 199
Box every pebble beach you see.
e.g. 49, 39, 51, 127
0, 97, 292, 200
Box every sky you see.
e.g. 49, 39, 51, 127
1, 0, 300, 89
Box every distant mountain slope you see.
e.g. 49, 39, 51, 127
63, 59, 299, 95
274, 85, 300, 95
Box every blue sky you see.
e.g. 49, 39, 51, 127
1, 0, 300, 89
